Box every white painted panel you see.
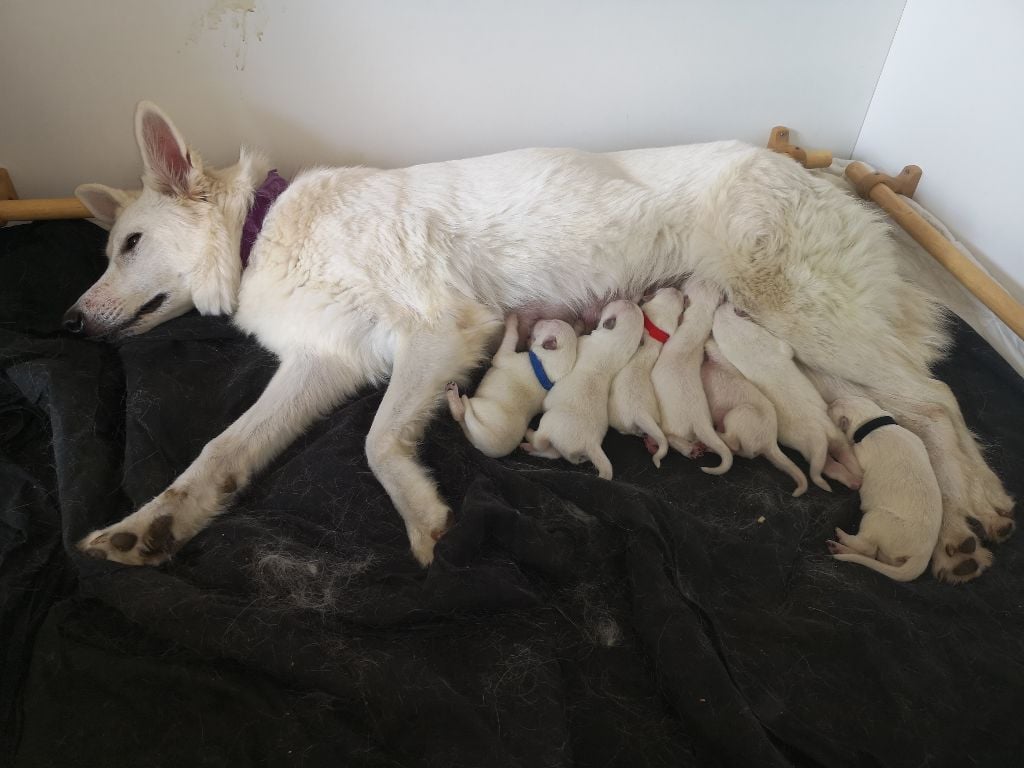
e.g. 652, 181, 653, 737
855, 0, 1024, 305
2, 0, 903, 198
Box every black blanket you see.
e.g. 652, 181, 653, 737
2, 220, 1022, 768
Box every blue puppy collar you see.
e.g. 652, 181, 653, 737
528, 350, 554, 391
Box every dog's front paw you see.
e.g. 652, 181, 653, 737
405, 505, 453, 567
77, 488, 197, 566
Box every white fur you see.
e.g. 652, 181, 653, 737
826, 396, 944, 582
711, 304, 861, 492
607, 297, 677, 467
446, 316, 577, 458
650, 281, 733, 473
522, 301, 643, 479
70, 101, 1013, 579
702, 340, 808, 496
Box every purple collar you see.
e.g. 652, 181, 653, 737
240, 170, 289, 268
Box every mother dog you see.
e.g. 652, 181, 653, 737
68, 102, 1013, 582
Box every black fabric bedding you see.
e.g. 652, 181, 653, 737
2, 219, 1022, 768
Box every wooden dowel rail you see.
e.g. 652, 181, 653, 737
846, 160, 1024, 340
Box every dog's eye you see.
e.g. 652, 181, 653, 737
122, 232, 142, 254
602, 316, 617, 330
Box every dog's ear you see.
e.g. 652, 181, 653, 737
75, 184, 138, 225
135, 101, 201, 198
839, 415, 850, 432
542, 336, 558, 351
682, 295, 691, 310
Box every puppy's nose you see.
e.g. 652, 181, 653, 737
62, 308, 85, 335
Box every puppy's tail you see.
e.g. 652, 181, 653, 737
590, 445, 614, 481
698, 429, 733, 476
829, 550, 931, 582
636, 413, 669, 468
445, 384, 466, 422
765, 444, 808, 497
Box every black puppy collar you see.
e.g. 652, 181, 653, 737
852, 415, 898, 444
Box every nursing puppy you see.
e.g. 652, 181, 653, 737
607, 293, 679, 468
826, 396, 948, 582
522, 300, 643, 479
712, 304, 861, 491
650, 281, 733, 474
446, 315, 577, 458
702, 340, 808, 496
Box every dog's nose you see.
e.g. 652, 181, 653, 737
62, 308, 85, 335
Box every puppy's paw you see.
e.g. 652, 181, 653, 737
689, 442, 707, 459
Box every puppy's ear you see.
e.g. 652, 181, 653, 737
839, 416, 850, 432
542, 336, 558, 350
135, 101, 202, 198
75, 183, 138, 225
734, 307, 750, 318
677, 311, 685, 326
602, 316, 617, 330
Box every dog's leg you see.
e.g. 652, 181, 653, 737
365, 321, 494, 566
78, 354, 360, 565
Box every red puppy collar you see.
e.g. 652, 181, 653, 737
643, 313, 670, 343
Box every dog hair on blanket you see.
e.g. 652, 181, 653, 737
68, 101, 1014, 581
522, 300, 643, 480
446, 315, 578, 458
826, 396, 946, 582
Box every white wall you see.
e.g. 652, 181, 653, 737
854, 0, 1024, 304
1, 0, 905, 198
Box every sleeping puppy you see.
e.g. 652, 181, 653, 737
712, 304, 861, 491
702, 339, 808, 496
607, 290, 681, 468
650, 280, 733, 474
522, 300, 643, 480
446, 315, 578, 457
826, 395, 945, 581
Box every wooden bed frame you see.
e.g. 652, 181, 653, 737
2, 128, 1022, 340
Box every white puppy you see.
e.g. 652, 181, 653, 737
702, 340, 808, 496
522, 300, 643, 479
712, 304, 861, 491
826, 396, 945, 581
607, 291, 680, 468
650, 281, 733, 474
446, 315, 578, 458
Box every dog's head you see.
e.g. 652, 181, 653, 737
640, 287, 685, 332
530, 319, 579, 381
828, 395, 888, 437
64, 102, 266, 338
592, 300, 643, 360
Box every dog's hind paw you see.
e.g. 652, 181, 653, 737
931, 523, 993, 585
406, 506, 453, 567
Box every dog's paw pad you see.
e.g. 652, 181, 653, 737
689, 442, 707, 458
643, 435, 659, 455
444, 381, 459, 394
932, 539, 993, 585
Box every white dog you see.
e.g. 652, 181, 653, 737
68, 101, 1012, 579
702, 340, 808, 496
826, 396, 950, 582
712, 304, 861, 492
607, 292, 680, 467
446, 315, 578, 458
522, 301, 643, 479
651, 281, 733, 474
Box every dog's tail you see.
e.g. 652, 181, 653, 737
590, 445, 614, 481
765, 444, 809, 497
829, 550, 931, 582
636, 413, 669, 468
698, 428, 733, 476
